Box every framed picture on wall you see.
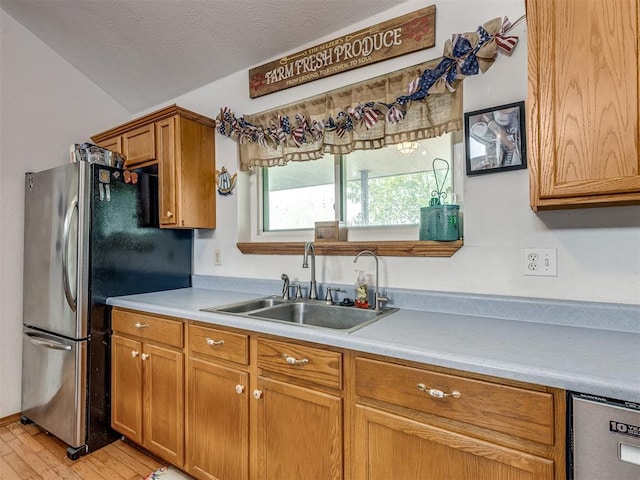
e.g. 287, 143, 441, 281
464, 101, 527, 176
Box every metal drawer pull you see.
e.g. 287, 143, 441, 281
281, 353, 309, 365
417, 383, 461, 399
134, 322, 149, 329
206, 337, 225, 346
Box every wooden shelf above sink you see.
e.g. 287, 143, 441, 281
236, 240, 463, 257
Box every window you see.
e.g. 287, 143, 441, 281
263, 156, 336, 231
262, 135, 455, 232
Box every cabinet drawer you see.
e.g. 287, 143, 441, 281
355, 357, 554, 445
188, 324, 249, 365
257, 338, 342, 390
112, 309, 183, 348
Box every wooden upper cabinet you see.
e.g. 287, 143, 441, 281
157, 115, 216, 228
156, 118, 178, 226
526, 0, 640, 210
95, 135, 122, 154
123, 124, 156, 168
92, 105, 216, 228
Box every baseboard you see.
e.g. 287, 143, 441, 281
0, 413, 21, 427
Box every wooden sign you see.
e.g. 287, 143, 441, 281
248, 5, 436, 98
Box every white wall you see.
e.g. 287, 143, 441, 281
152, 0, 639, 305
0, 10, 130, 418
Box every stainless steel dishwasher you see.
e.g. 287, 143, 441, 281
569, 392, 640, 480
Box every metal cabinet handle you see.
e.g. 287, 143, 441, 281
417, 383, 461, 399
281, 353, 309, 365
253, 389, 263, 399
134, 322, 149, 329
235, 385, 245, 394
206, 337, 225, 346
141, 353, 150, 361
131, 350, 139, 358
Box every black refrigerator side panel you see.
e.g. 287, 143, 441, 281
86, 303, 119, 451
88, 165, 192, 304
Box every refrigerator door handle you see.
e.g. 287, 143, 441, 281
26, 333, 72, 351
62, 195, 78, 312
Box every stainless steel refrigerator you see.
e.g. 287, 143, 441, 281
21, 161, 192, 459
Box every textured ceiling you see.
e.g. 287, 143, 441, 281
0, 0, 406, 113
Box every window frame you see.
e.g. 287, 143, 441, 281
240, 138, 465, 257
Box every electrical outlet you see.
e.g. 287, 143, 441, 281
523, 248, 557, 276
214, 249, 222, 266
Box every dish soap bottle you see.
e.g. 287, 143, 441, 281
355, 270, 369, 309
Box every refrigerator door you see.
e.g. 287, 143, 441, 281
23, 162, 90, 339
89, 165, 192, 302
21, 327, 87, 449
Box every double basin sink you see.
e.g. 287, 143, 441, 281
201, 296, 398, 333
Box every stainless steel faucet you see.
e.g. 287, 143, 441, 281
302, 241, 318, 300
353, 250, 388, 311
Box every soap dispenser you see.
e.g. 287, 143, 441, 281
355, 270, 369, 309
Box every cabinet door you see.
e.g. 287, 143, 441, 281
255, 377, 343, 480
95, 136, 122, 154
527, 0, 640, 209
143, 342, 184, 466
111, 334, 143, 443
156, 118, 179, 227
123, 124, 156, 168
354, 405, 554, 480
174, 117, 216, 229
186, 357, 249, 480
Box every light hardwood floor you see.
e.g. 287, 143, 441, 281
0, 421, 164, 480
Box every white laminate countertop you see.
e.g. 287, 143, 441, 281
107, 287, 640, 403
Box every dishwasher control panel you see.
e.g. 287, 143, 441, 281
568, 392, 640, 480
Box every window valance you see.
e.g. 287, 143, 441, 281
238, 58, 463, 171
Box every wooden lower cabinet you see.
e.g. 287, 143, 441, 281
111, 309, 185, 467
185, 323, 250, 480
111, 334, 143, 443
353, 355, 565, 480
143, 343, 184, 465
111, 310, 565, 480
186, 357, 249, 480
254, 377, 343, 480
252, 337, 344, 479
354, 405, 553, 480
112, 334, 184, 465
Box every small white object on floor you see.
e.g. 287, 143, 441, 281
143, 466, 194, 480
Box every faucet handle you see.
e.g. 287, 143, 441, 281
325, 287, 345, 304
291, 283, 303, 299
281, 274, 290, 300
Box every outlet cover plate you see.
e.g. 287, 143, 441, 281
523, 248, 558, 276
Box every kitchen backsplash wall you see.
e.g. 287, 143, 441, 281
142, 0, 639, 306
